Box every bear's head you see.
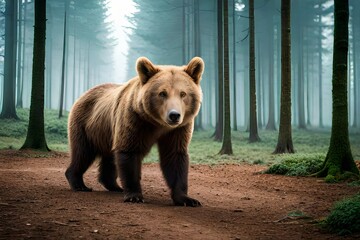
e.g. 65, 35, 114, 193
135, 57, 204, 129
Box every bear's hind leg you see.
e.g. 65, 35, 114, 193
99, 155, 123, 192
65, 140, 95, 192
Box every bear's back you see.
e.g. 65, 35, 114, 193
69, 82, 128, 155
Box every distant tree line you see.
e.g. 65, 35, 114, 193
0, 0, 357, 180
0, 0, 115, 117
125, 0, 360, 131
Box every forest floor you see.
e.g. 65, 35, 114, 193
0, 150, 360, 240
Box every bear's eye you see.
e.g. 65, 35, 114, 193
180, 91, 186, 98
159, 91, 167, 98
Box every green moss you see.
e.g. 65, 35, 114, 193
265, 153, 325, 176
324, 175, 337, 183
324, 193, 360, 235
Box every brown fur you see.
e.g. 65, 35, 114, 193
65, 57, 204, 207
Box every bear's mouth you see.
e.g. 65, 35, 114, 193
167, 120, 180, 126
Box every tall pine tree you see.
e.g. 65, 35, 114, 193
21, 0, 49, 151
313, 0, 358, 180
274, 0, 294, 154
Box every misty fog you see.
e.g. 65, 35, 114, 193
0, 0, 359, 130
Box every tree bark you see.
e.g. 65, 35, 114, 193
45, 7, 52, 109
248, 0, 260, 142
213, 0, 224, 141
20, 0, 28, 109
274, 0, 294, 154
266, 24, 276, 131
0, 0, 18, 119
16, 0, 23, 108
313, 0, 359, 179
193, 0, 203, 131
219, 0, 233, 155
182, 0, 187, 65
59, 5, 67, 118
232, 0, 237, 131
318, 0, 323, 127
21, 0, 49, 151
351, 1, 358, 128
256, 39, 263, 128
297, 26, 306, 129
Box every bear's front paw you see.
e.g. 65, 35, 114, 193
124, 192, 144, 203
173, 195, 202, 207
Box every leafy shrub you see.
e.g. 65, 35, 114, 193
265, 153, 325, 176
0, 119, 28, 137
252, 159, 265, 165
348, 180, 360, 187
45, 119, 67, 137
324, 193, 360, 235
0, 108, 69, 150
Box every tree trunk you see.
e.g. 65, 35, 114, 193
219, 0, 233, 155
306, 39, 311, 126
193, 0, 203, 131
59, 6, 67, 118
276, 23, 281, 127
256, 39, 263, 128
352, 1, 358, 128
213, 0, 224, 141
182, 0, 187, 65
21, 0, 49, 151
45, 8, 52, 109
274, 0, 294, 154
0, 0, 18, 119
72, 33, 76, 104
318, 0, 323, 128
232, 0, 237, 131
266, 25, 276, 130
20, 0, 28, 109
313, 0, 358, 179
248, 0, 260, 142
297, 25, 306, 129
16, 0, 23, 108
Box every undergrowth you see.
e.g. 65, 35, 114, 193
0, 108, 68, 151
1, 108, 360, 165
323, 193, 360, 235
265, 153, 325, 176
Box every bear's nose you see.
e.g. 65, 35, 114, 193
168, 110, 181, 123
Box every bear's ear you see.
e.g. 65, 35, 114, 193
185, 57, 204, 85
136, 57, 159, 84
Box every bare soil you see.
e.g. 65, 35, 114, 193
0, 150, 359, 240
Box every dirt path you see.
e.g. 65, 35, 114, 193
0, 150, 359, 239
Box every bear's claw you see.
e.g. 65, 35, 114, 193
174, 196, 202, 207
73, 186, 93, 192
124, 193, 144, 203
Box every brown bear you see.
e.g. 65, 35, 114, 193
65, 57, 204, 207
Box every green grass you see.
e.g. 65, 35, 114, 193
0, 108, 68, 151
1, 108, 360, 166
323, 193, 360, 235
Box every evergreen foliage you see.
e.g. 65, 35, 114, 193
324, 193, 360, 235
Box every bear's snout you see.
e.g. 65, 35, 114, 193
167, 110, 181, 125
